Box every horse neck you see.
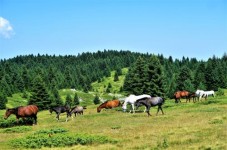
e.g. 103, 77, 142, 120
98, 103, 106, 109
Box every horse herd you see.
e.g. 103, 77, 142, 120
3, 89, 214, 125
174, 89, 215, 103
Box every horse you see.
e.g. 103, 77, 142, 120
97, 99, 121, 113
49, 106, 70, 122
135, 97, 165, 117
4, 105, 38, 125
122, 94, 151, 113
174, 90, 190, 103
195, 90, 206, 101
188, 92, 197, 103
202, 90, 215, 99
69, 106, 86, 117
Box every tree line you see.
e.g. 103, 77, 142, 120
0, 50, 226, 109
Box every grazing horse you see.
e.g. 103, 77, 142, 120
4, 105, 38, 125
122, 94, 151, 113
202, 90, 215, 99
69, 106, 86, 117
195, 90, 206, 101
188, 92, 197, 103
49, 106, 70, 122
135, 97, 165, 117
174, 90, 190, 103
97, 100, 121, 113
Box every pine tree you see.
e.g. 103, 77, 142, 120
144, 55, 165, 96
114, 72, 119, 81
65, 94, 73, 107
205, 58, 219, 90
29, 75, 51, 110
73, 93, 80, 106
51, 87, 63, 106
194, 62, 206, 89
0, 93, 7, 109
93, 94, 100, 105
176, 66, 193, 91
123, 56, 147, 94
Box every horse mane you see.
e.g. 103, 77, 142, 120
136, 97, 148, 101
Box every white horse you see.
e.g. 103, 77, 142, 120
195, 90, 205, 101
122, 94, 151, 113
203, 90, 215, 99
195, 90, 215, 101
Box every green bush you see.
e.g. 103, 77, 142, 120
0, 118, 34, 128
1, 126, 32, 133
216, 88, 224, 96
10, 128, 118, 149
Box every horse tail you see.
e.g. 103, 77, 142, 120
162, 97, 166, 104
83, 106, 87, 109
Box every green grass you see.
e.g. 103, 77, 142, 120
1, 76, 227, 149
1, 95, 227, 149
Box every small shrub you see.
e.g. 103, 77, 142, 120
216, 88, 224, 96
1, 126, 32, 133
10, 128, 118, 149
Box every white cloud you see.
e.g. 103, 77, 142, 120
0, 17, 14, 39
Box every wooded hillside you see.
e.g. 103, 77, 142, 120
0, 50, 226, 109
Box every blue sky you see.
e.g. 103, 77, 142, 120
0, 0, 226, 60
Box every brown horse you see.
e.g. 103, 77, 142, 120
4, 105, 39, 125
97, 100, 121, 113
174, 90, 190, 103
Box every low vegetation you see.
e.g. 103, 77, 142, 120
0, 91, 226, 149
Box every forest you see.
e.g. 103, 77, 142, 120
0, 50, 227, 110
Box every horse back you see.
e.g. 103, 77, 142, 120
18, 105, 38, 117
149, 97, 164, 106
106, 100, 121, 108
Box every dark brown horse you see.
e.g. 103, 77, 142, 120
97, 99, 121, 113
174, 90, 190, 103
49, 106, 71, 122
4, 105, 39, 125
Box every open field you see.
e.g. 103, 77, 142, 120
0, 93, 227, 150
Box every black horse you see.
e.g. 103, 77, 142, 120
135, 97, 165, 117
49, 106, 70, 122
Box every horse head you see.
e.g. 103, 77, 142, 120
97, 107, 102, 113
4, 108, 15, 119
122, 101, 127, 112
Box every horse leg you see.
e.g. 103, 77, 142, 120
33, 115, 37, 125
146, 106, 151, 117
56, 113, 60, 121
132, 104, 135, 114
159, 106, 164, 115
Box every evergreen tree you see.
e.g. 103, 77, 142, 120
93, 94, 100, 105
144, 55, 165, 96
51, 87, 63, 106
0, 77, 13, 97
194, 62, 206, 89
28, 75, 51, 110
114, 71, 119, 81
205, 58, 219, 90
123, 56, 147, 94
176, 66, 193, 91
65, 94, 73, 107
0, 93, 7, 109
73, 93, 80, 105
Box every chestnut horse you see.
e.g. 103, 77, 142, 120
174, 90, 190, 103
4, 105, 39, 125
97, 100, 121, 113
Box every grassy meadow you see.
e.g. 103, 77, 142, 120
0, 92, 227, 150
